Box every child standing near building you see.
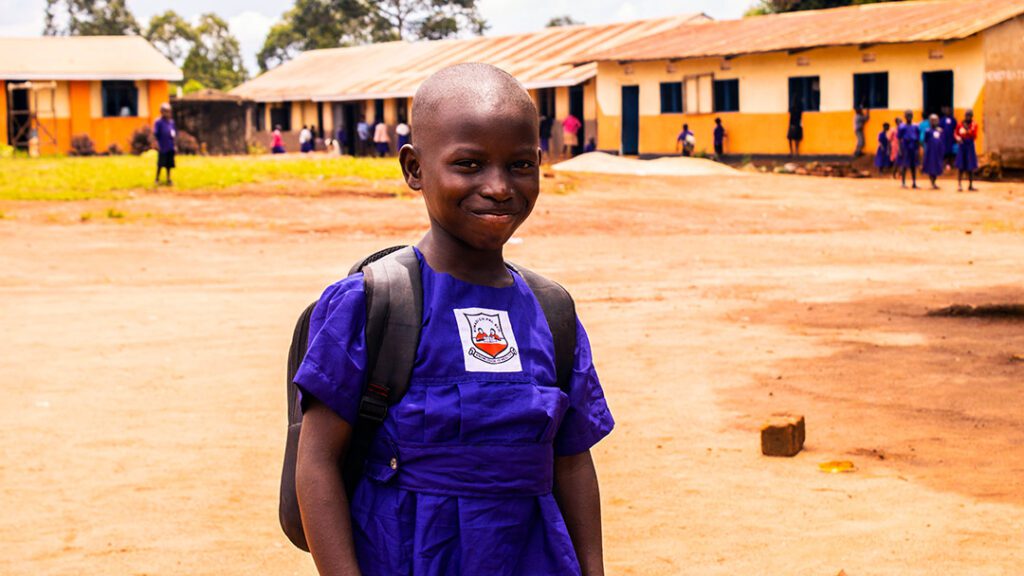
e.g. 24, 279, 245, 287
889, 117, 902, 179
874, 122, 892, 175
294, 63, 614, 576
899, 110, 920, 189
713, 117, 726, 161
922, 113, 945, 189
955, 109, 980, 192
676, 123, 695, 157
153, 102, 176, 186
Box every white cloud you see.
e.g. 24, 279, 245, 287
228, 10, 278, 74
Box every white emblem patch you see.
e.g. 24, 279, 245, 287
454, 307, 522, 372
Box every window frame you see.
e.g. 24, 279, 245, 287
101, 80, 138, 118
713, 79, 740, 113
788, 75, 821, 112
853, 72, 889, 109
659, 81, 683, 114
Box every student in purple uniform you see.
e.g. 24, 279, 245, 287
898, 110, 920, 189
294, 63, 613, 576
922, 114, 945, 189
153, 103, 176, 186
939, 106, 957, 169
955, 109, 980, 192
713, 117, 726, 161
676, 123, 695, 157
874, 122, 892, 175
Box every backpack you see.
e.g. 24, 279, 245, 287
279, 246, 578, 551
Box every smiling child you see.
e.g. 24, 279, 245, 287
293, 63, 614, 576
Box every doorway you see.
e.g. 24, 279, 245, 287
569, 84, 585, 155
342, 102, 361, 155
922, 70, 953, 117
6, 80, 29, 149
621, 86, 639, 156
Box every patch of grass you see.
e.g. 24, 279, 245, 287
105, 208, 125, 219
80, 212, 93, 222
0, 154, 404, 201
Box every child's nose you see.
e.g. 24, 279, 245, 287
479, 172, 514, 201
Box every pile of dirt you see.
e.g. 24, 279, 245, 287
552, 151, 741, 177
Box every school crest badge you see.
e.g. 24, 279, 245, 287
454, 307, 522, 372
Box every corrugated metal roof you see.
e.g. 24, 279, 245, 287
577, 0, 1024, 63
0, 36, 182, 81
231, 14, 708, 102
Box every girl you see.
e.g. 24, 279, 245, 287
874, 122, 892, 175
889, 118, 902, 179
922, 114, 945, 190
955, 109, 980, 192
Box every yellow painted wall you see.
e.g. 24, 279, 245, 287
0, 81, 7, 145
596, 37, 987, 156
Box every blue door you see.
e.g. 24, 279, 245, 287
621, 86, 639, 155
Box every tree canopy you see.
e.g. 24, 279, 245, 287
257, 0, 488, 72
44, 0, 140, 36
746, 0, 904, 16
546, 15, 583, 28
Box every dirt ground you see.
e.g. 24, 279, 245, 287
2, 169, 1023, 575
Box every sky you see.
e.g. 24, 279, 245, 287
0, 0, 753, 74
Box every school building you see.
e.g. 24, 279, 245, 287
0, 36, 182, 155
230, 14, 709, 156
577, 0, 1024, 167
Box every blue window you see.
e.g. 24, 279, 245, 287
713, 79, 739, 112
660, 82, 683, 114
788, 76, 821, 112
101, 81, 138, 117
854, 72, 888, 109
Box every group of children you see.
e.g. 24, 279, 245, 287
874, 108, 980, 192
675, 118, 727, 161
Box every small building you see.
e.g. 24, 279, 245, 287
230, 14, 708, 157
0, 36, 182, 155
576, 0, 1024, 166
171, 89, 252, 155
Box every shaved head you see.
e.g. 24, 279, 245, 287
411, 63, 537, 144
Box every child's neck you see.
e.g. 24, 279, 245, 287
417, 228, 513, 288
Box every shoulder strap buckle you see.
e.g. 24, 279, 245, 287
357, 382, 390, 423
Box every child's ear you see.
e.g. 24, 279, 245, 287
399, 144, 422, 191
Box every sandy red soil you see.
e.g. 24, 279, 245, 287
1, 170, 1023, 575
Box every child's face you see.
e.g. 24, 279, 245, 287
403, 103, 540, 251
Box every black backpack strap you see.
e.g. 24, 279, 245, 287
280, 300, 318, 551
342, 245, 422, 497
508, 263, 577, 392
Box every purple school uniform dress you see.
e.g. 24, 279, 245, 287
922, 127, 945, 177
898, 123, 920, 169
294, 248, 614, 576
874, 130, 892, 169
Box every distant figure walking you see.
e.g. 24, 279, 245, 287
562, 113, 581, 158
373, 120, 390, 157
539, 114, 553, 159
853, 105, 870, 157
299, 125, 312, 153
271, 125, 285, 154
713, 117, 726, 161
955, 109, 979, 192
335, 124, 347, 155
888, 118, 902, 178
676, 123, 695, 157
940, 106, 957, 169
874, 122, 892, 174
356, 120, 371, 156
396, 118, 411, 149
898, 110, 920, 189
922, 114, 945, 190
788, 97, 804, 158
153, 102, 176, 185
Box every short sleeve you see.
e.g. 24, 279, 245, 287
554, 318, 614, 456
293, 274, 367, 425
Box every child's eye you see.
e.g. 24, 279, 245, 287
511, 160, 536, 171
454, 160, 481, 170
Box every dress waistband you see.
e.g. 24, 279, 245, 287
364, 438, 554, 497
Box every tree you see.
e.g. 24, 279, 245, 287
546, 15, 583, 28
145, 10, 197, 66
182, 14, 249, 91
258, 0, 488, 71
745, 0, 903, 16
43, 0, 140, 36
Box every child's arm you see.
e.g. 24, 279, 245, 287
554, 450, 605, 576
296, 399, 362, 576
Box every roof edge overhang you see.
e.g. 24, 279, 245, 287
0, 72, 183, 81
579, 35, 986, 66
